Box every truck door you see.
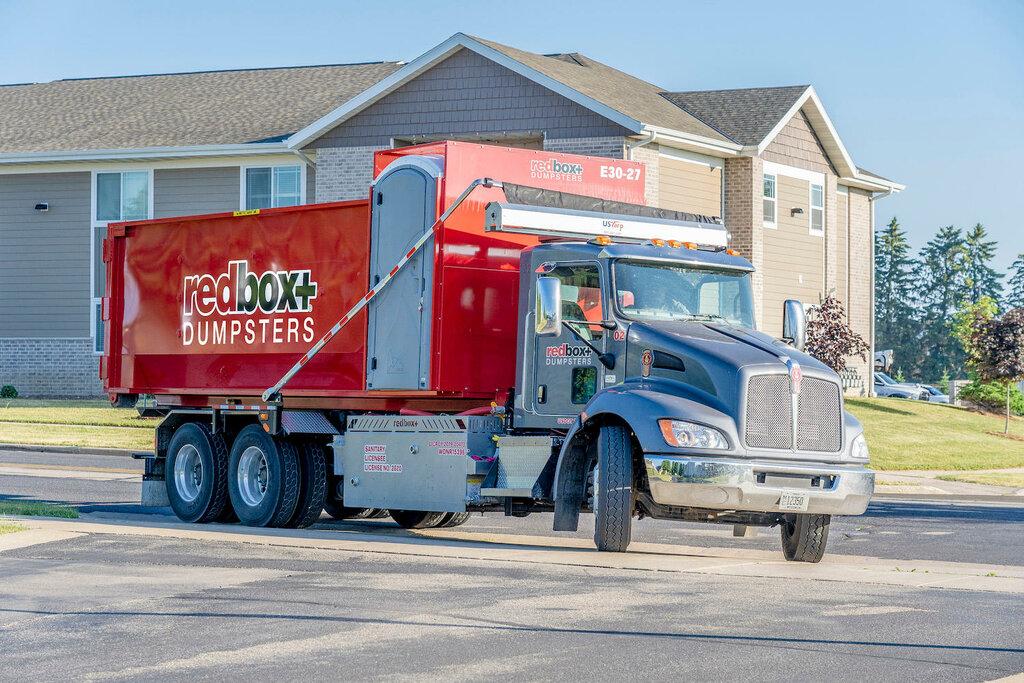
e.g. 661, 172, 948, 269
366, 159, 439, 389
532, 263, 604, 418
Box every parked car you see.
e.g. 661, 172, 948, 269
873, 372, 928, 400
920, 385, 950, 404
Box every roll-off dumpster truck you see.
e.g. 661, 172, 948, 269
102, 142, 873, 560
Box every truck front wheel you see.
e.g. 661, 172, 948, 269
593, 424, 634, 552
780, 513, 830, 562
165, 422, 229, 523
227, 425, 300, 528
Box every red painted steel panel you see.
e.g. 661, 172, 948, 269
105, 142, 648, 408
105, 201, 370, 398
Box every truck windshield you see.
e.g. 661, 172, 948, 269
613, 259, 755, 328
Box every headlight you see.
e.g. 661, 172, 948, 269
658, 419, 729, 450
851, 433, 870, 461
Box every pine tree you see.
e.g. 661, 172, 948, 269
963, 223, 1002, 306
918, 225, 968, 381
873, 217, 921, 375
1006, 254, 1024, 309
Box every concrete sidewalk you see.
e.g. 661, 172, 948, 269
876, 469, 1024, 499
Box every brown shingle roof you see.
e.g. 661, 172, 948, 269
661, 85, 810, 145
0, 62, 401, 153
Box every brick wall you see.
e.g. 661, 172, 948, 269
0, 338, 102, 397
314, 146, 381, 202
543, 136, 624, 159
723, 156, 765, 324
627, 142, 659, 207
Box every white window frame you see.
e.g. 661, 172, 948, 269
239, 163, 307, 210
809, 182, 825, 236
90, 169, 154, 354
762, 173, 777, 229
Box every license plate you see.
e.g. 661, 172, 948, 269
779, 492, 809, 511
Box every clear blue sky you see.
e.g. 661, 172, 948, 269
2, 0, 1021, 273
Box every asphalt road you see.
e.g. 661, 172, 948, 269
2, 447, 1022, 565
2, 446, 1023, 680
2, 522, 1023, 681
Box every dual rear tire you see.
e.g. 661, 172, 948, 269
389, 510, 471, 529
166, 422, 326, 529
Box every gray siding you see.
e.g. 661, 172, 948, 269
154, 166, 239, 217
307, 48, 629, 149
0, 171, 91, 337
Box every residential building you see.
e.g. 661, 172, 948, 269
0, 33, 901, 397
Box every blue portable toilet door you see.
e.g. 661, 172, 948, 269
366, 162, 437, 390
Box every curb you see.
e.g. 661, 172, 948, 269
872, 492, 1024, 505
0, 443, 146, 458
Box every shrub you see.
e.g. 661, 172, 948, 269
958, 377, 1024, 416
805, 295, 869, 373
0, 385, 17, 399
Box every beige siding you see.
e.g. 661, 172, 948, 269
658, 156, 722, 217
761, 174, 825, 337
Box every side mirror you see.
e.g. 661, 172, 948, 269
535, 276, 562, 336
782, 299, 806, 352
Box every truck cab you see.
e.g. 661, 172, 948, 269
510, 238, 874, 558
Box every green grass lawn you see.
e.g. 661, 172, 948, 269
0, 398, 156, 450
847, 398, 1024, 471
0, 398, 152, 427
0, 500, 79, 518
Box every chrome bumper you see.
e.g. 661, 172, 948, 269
644, 455, 874, 516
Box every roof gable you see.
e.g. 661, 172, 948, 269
305, 48, 630, 149
287, 33, 734, 150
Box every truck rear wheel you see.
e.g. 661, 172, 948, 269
435, 512, 471, 528
165, 422, 230, 523
390, 510, 447, 529
285, 441, 328, 529
780, 513, 830, 562
593, 424, 634, 552
228, 425, 300, 528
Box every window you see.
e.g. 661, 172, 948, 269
613, 260, 755, 329
809, 183, 824, 234
548, 264, 604, 338
244, 165, 302, 209
96, 171, 150, 222
571, 367, 598, 404
763, 173, 777, 227
92, 171, 152, 353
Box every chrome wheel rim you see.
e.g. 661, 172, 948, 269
238, 446, 269, 507
173, 444, 203, 503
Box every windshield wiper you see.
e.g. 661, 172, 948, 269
561, 321, 616, 370
682, 313, 727, 322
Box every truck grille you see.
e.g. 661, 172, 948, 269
744, 374, 842, 452
796, 377, 842, 452
745, 375, 793, 449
